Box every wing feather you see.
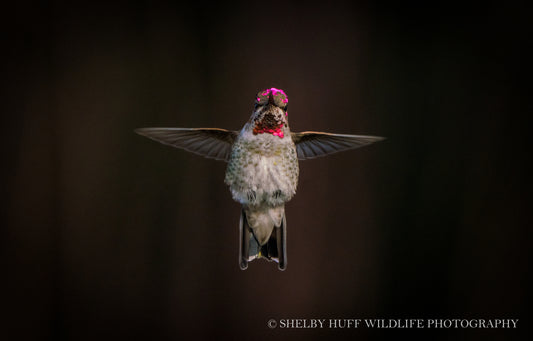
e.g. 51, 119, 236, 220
291, 131, 384, 160
135, 127, 238, 161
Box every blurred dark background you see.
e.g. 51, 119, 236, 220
1, 1, 530, 340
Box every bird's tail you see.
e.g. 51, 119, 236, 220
239, 206, 287, 271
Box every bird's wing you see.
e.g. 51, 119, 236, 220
135, 127, 238, 161
291, 131, 385, 160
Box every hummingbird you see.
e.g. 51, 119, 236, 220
135, 88, 384, 271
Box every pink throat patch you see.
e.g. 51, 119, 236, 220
253, 124, 284, 138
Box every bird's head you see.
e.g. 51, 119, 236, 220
249, 88, 289, 138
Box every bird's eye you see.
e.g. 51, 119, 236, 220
256, 90, 270, 105
270, 88, 288, 107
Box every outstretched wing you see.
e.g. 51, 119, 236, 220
135, 128, 238, 161
291, 131, 385, 160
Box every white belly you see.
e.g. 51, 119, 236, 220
224, 130, 299, 206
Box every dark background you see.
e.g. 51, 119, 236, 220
2, 1, 530, 340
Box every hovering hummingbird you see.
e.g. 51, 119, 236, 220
135, 88, 384, 271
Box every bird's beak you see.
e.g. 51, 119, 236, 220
268, 91, 276, 105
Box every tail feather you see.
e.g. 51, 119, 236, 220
276, 213, 287, 270
239, 211, 250, 270
239, 207, 287, 270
